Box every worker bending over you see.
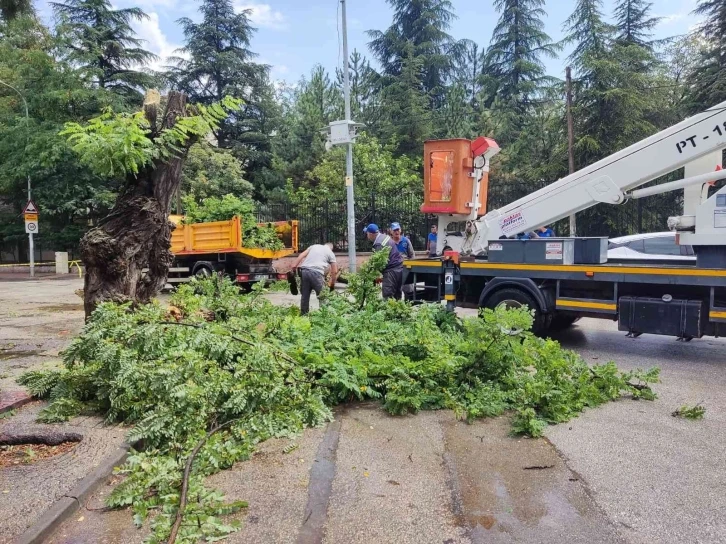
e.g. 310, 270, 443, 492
291, 242, 338, 315
363, 224, 404, 299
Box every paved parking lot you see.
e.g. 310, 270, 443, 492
1, 278, 725, 543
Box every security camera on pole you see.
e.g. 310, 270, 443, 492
321, 0, 363, 273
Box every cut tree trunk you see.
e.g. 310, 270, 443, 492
80, 91, 191, 319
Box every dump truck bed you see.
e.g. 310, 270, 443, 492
170, 216, 298, 259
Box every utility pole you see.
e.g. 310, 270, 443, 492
565, 66, 576, 238
0, 79, 33, 277
341, 0, 356, 273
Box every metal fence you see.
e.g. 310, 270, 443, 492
258, 180, 686, 252
257, 193, 437, 252
0, 180, 691, 262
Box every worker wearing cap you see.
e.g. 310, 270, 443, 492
390, 222, 415, 259
363, 224, 404, 299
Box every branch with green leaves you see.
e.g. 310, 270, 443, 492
17, 276, 659, 543
59, 96, 242, 178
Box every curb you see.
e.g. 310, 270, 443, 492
13, 442, 134, 544
0, 392, 33, 415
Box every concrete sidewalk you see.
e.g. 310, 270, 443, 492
48, 406, 622, 544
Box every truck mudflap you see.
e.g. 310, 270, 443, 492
618, 296, 707, 339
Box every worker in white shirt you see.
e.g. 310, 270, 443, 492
291, 242, 338, 315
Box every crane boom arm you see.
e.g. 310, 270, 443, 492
470, 102, 726, 253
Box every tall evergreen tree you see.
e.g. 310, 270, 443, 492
335, 50, 383, 134
0, 0, 33, 20
451, 40, 484, 109
563, 0, 613, 71
562, 0, 615, 169
380, 43, 432, 156
52, 0, 156, 102
171, 0, 277, 193
613, 0, 659, 49
274, 66, 341, 187
686, 0, 726, 111
483, 0, 560, 140
367, 0, 458, 104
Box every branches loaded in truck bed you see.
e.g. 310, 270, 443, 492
180, 194, 284, 251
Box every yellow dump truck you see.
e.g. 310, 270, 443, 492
168, 215, 299, 287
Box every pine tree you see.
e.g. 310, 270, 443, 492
171, 0, 277, 193
367, 0, 458, 104
483, 0, 560, 140
451, 40, 484, 110
0, 0, 33, 20
686, 0, 726, 111
274, 66, 341, 186
563, 0, 613, 71
335, 50, 383, 133
562, 0, 615, 167
52, 0, 156, 102
613, 0, 659, 49
380, 42, 432, 156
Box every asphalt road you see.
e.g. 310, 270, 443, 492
546, 319, 726, 544
2, 278, 725, 543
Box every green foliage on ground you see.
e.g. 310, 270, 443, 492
18, 255, 658, 543
672, 404, 706, 420
180, 194, 284, 251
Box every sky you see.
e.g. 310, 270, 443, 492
35, 0, 702, 84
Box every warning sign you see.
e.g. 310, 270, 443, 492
545, 242, 562, 260
23, 200, 38, 214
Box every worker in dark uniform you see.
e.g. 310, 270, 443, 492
363, 224, 404, 299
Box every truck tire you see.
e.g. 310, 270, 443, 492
481, 287, 548, 336
192, 262, 215, 278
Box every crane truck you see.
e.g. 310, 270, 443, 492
404, 102, 726, 339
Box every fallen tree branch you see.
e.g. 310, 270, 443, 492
158, 320, 300, 367
167, 418, 242, 544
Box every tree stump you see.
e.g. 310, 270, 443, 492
80, 91, 190, 318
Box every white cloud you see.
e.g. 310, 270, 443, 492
234, 2, 287, 30
132, 12, 185, 71
659, 13, 686, 25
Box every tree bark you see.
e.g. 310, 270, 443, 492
80, 91, 191, 318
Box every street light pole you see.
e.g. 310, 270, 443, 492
0, 79, 33, 277
340, 0, 356, 273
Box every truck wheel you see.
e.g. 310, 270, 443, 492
482, 287, 548, 336
193, 263, 215, 278
550, 314, 580, 331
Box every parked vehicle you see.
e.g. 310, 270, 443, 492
607, 232, 695, 263
168, 215, 299, 288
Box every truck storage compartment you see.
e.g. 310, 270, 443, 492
487, 238, 574, 265
573, 237, 607, 264
618, 296, 706, 338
